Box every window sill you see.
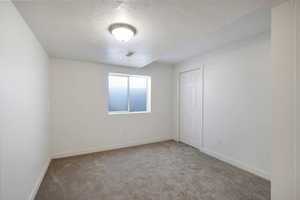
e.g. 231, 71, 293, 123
108, 111, 151, 115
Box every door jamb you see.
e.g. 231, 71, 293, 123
178, 66, 204, 150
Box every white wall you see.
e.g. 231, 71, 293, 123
271, 1, 297, 199
0, 1, 49, 200
50, 58, 174, 158
297, 1, 300, 198
173, 33, 272, 179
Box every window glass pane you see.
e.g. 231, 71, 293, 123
108, 75, 128, 112
129, 76, 147, 112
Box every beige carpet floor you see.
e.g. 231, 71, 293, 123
35, 141, 270, 200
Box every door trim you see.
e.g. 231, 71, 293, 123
178, 66, 204, 150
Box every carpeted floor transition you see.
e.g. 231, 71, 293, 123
36, 141, 270, 200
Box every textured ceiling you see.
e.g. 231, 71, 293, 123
13, 0, 284, 67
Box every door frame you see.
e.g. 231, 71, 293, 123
177, 66, 204, 150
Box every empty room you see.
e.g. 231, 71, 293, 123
1, 0, 299, 200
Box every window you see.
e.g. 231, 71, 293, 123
108, 73, 151, 114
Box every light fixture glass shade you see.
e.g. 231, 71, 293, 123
109, 23, 137, 42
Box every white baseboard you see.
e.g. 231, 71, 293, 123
200, 147, 270, 180
52, 137, 173, 159
28, 158, 51, 200
52, 139, 270, 180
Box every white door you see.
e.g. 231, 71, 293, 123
180, 68, 203, 149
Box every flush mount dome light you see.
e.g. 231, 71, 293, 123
108, 23, 137, 42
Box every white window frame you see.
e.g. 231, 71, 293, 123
108, 73, 151, 115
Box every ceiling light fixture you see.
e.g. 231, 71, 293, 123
108, 23, 137, 42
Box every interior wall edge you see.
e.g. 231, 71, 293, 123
295, 0, 300, 198
293, 0, 299, 199
271, 1, 297, 199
